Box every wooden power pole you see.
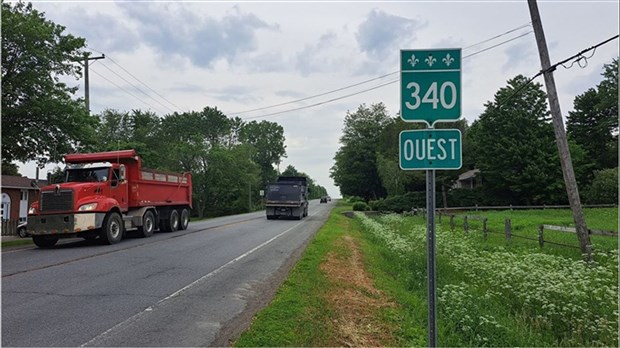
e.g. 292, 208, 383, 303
528, 0, 592, 259
83, 52, 105, 113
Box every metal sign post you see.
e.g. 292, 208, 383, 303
426, 168, 437, 347
399, 48, 462, 348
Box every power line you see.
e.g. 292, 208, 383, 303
89, 47, 188, 112
228, 71, 399, 116
89, 67, 167, 114
242, 78, 400, 120
240, 29, 535, 120
96, 61, 178, 114
228, 23, 533, 117
495, 34, 619, 110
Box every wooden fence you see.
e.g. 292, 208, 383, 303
436, 211, 617, 249
437, 203, 616, 212
1, 220, 18, 236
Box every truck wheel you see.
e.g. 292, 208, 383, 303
138, 210, 155, 238
161, 209, 179, 232
179, 208, 190, 230
32, 235, 58, 248
100, 212, 124, 245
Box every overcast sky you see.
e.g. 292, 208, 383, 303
16, 0, 619, 197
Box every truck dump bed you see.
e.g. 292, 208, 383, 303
64, 149, 192, 208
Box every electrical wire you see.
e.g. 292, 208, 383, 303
88, 47, 188, 112
495, 34, 619, 110
89, 67, 167, 115
240, 29, 535, 120
227, 23, 533, 117
96, 61, 178, 114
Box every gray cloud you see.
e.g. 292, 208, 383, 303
119, 4, 278, 69
295, 31, 345, 75
56, 7, 140, 53
356, 9, 425, 60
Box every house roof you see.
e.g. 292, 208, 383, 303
1, 175, 47, 190
458, 169, 480, 181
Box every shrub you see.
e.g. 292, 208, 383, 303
348, 196, 366, 204
352, 202, 370, 211
583, 168, 618, 204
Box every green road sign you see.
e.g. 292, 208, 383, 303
401, 49, 461, 126
399, 129, 462, 170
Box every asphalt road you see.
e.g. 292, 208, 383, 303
1, 199, 335, 347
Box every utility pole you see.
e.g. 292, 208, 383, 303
83, 52, 105, 113
528, 0, 592, 260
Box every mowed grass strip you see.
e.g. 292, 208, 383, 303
235, 203, 402, 347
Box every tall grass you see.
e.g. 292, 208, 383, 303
356, 212, 618, 346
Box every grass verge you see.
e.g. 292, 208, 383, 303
235, 204, 349, 346
1, 238, 33, 248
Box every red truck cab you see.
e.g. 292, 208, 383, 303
28, 150, 192, 248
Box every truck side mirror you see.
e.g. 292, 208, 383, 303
119, 165, 126, 181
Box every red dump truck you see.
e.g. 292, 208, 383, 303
27, 150, 192, 248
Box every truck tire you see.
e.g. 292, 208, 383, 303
138, 210, 155, 238
160, 209, 179, 232
32, 235, 58, 248
179, 207, 190, 230
100, 212, 124, 244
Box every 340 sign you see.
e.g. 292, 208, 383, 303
400, 49, 461, 126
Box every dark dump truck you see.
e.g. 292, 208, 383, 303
265, 176, 309, 220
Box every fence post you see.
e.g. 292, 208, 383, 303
450, 215, 455, 232
463, 215, 469, 234
475, 204, 479, 212
483, 218, 488, 240
510, 204, 513, 211
505, 218, 512, 242
538, 225, 544, 248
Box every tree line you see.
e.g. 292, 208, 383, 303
331, 59, 618, 211
1, 2, 327, 218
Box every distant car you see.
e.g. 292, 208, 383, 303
320, 196, 328, 203
17, 222, 28, 238
327, 196, 331, 202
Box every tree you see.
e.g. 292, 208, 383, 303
239, 120, 287, 186
567, 58, 618, 171
281, 164, 328, 199
330, 103, 391, 200
468, 75, 565, 205
92, 109, 164, 168
1, 1, 98, 165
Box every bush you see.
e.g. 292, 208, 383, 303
583, 168, 618, 204
352, 202, 370, 211
347, 196, 366, 204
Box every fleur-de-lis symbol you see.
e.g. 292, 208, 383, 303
443, 53, 455, 67
407, 54, 419, 67
425, 54, 436, 67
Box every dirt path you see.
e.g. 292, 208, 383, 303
320, 235, 396, 347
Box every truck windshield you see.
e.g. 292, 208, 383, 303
267, 184, 301, 201
65, 168, 109, 183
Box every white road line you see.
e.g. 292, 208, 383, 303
80, 205, 328, 347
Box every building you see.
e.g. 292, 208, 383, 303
1, 175, 46, 222
454, 169, 481, 189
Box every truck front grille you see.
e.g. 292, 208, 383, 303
41, 190, 73, 212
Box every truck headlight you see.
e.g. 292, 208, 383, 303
78, 203, 98, 211
28, 207, 36, 214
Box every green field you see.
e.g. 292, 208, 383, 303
435, 208, 618, 259
236, 205, 618, 347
